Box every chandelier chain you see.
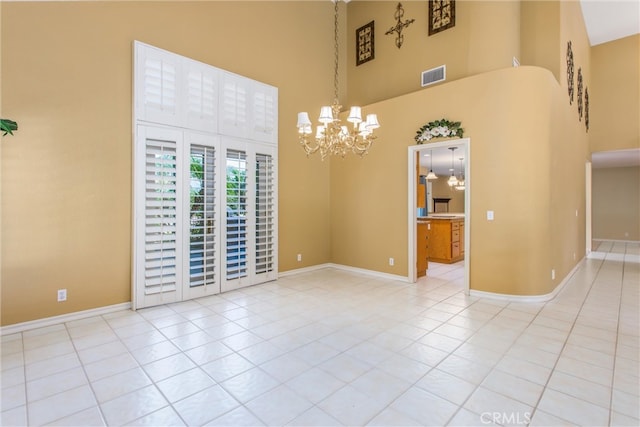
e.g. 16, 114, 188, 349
333, 0, 340, 103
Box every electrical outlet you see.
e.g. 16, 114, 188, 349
297, 254, 302, 262
57, 289, 67, 302
389, 257, 394, 266
551, 269, 555, 280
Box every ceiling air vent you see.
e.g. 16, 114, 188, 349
421, 65, 446, 87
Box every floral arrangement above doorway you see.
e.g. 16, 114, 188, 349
415, 118, 463, 143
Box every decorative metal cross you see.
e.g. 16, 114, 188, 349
385, 2, 415, 49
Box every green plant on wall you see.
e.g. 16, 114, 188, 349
1, 119, 18, 136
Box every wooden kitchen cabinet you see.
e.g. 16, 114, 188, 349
428, 217, 464, 264
417, 221, 430, 277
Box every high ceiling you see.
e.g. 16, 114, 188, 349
580, 0, 640, 46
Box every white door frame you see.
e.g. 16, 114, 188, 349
407, 138, 470, 295
585, 161, 592, 254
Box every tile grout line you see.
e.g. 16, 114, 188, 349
6, 248, 637, 427
527, 250, 610, 425
607, 241, 629, 425
440, 289, 562, 426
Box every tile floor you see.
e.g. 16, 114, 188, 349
1, 241, 639, 426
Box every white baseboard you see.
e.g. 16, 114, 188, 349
2, 264, 405, 336
0, 302, 132, 336
469, 258, 583, 303
593, 238, 640, 243
278, 263, 333, 277
326, 263, 409, 283
280, 263, 409, 283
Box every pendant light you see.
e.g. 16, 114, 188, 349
454, 157, 465, 191
447, 147, 458, 187
426, 150, 438, 180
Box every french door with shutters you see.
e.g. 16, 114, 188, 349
133, 41, 277, 310
134, 127, 277, 308
221, 139, 277, 293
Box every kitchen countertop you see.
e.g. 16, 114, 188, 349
418, 213, 465, 220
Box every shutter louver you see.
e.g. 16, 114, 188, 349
255, 153, 275, 275
225, 149, 248, 280
189, 145, 217, 289
144, 139, 178, 295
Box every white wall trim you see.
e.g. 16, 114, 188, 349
0, 302, 132, 336
469, 258, 584, 303
280, 263, 409, 283
592, 238, 640, 244
278, 263, 333, 277
407, 139, 470, 294
586, 161, 592, 254
326, 263, 410, 283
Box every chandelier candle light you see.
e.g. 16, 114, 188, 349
297, 0, 380, 160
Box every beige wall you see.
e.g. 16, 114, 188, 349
1, 1, 336, 325
346, 1, 520, 106
331, 66, 562, 296
0, 1, 630, 326
547, 0, 590, 290
330, 0, 592, 296
431, 177, 464, 214
592, 167, 640, 241
520, 0, 560, 82
589, 35, 640, 152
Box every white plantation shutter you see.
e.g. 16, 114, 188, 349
220, 73, 248, 138
135, 126, 183, 307
255, 152, 276, 277
185, 62, 218, 133
185, 138, 220, 299
251, 83, 278, 143
224, 148, 249, 284
144, 141, 178, 292
137, 46, 180, 126
134, 42, 278, 309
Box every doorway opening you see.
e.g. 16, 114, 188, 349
407, 138, 470, 294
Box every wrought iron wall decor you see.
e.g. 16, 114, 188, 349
356, 21, 375, 66
429, 0, 456, 35
585, 87, 589, 132
577, 67, 583, 121
385, 2, 415, 49
566, 41, 574, 104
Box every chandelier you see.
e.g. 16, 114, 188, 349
296, 0, 380, 160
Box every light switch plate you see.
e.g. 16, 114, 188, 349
487, 210, 494, 221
